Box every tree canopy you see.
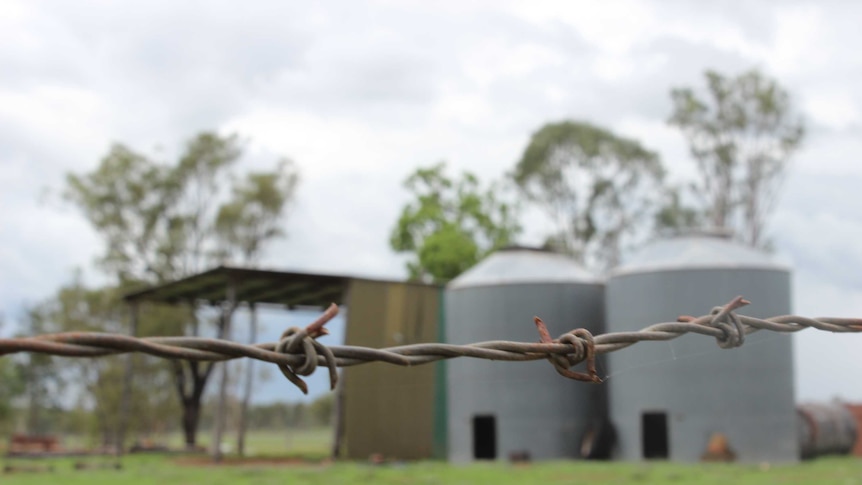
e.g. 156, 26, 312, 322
65, 133, 239, 282
215, 159, 300, 265
668, 69, 805, 247
512, 120, 666, 270
390, 162, 521, 283
63, 131, 300, 448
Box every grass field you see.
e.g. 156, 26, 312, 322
2, 429, 861, 484
2, 455, 862, 485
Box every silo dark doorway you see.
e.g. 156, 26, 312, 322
473, 415, 497, 459
642, 412, 669, 459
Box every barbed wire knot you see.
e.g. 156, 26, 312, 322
534, 317, 601, 383
707, 296, 750, 349
274, 303, 340, 394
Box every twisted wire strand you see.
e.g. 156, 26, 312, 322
1, 296, 860, 394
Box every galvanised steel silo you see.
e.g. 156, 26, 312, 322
446, 247, 606, 462
605, 232, 796, 463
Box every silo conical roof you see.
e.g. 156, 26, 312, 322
611, 233, 789, 277
448, 247, 597, 289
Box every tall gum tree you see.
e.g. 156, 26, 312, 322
668, 69, 805, 247
65, 132, 299, 448
511, 120, 666, 271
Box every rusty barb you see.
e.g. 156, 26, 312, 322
1, 297, 861, 394
534, 317, 600, 383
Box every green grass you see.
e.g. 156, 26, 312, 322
3, 431, 862, 484
2, 455, 862, 484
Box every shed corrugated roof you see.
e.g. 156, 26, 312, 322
123, 266, 352, 307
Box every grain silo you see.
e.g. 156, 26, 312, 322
446, 247, 606, 462
605, 231, 797, 463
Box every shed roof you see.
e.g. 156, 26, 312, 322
123, 265, 352, 308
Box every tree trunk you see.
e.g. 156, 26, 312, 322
173, 359, 215, 449
170, 303, 232, 454
182, 397, 202, 448
170, 305, 218, 450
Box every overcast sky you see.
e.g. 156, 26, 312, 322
1, 0, 861, 403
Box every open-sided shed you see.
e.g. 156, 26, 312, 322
123, 266, 444, 460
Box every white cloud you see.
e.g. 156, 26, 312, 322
804, 91, 860, 130
767, 5, 825, 76
511, 0, 655, 54
0, 85, 109, 156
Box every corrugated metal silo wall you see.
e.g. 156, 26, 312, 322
342, 279, 442, 460
446, 283, 605, 462
606, 268, 797, 462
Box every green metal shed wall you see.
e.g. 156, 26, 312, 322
342, 280, 441, 460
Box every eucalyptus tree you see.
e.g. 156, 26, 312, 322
512, 121, 666, 271
65, 132, 299, 448
668, 69, 805, 247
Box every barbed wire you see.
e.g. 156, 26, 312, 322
1, 296, 860, 394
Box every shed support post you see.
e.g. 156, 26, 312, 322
330, 291, 349, 459
331, 372, 346, 459
117, 301, 139, 456
212, 279, 237, 462
237, 302, 257, 457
